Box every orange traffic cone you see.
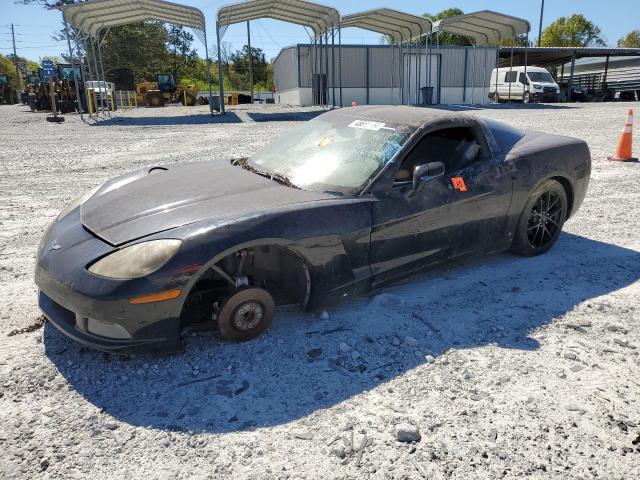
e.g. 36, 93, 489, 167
608, 109, 638, 162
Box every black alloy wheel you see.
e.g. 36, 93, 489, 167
511, 179, 567, 256
526, 189, 564, 249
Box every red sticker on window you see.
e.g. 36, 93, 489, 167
451, 176, 468, 192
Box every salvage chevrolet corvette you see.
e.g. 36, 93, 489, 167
35, 106, 591, 353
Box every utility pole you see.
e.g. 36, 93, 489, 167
537, 0, 545, 47
11, 24, 21, 90
247, 21, 253, 103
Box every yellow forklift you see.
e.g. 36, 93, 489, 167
136, 73, 198, 107
0, 74, 19, 105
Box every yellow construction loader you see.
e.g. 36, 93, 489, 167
135, 73, 198, 107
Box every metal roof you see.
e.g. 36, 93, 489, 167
217, 0, 340, 36
434, 10, 530, 46
340, 8, 432, 44
61, 0, 206, 39
498, 46, 640, 67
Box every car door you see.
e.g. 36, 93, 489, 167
502, 70, 517, 100
369, 123, 513, 286
368, 135, 459, 287
443, 127, 513, 255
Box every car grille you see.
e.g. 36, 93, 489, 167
543, 87, 556, 94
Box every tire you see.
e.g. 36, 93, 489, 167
146, 91, 165, 107
495, 92, 501, 103
180, 92, 197, 106
510, 179, 568, 257
523, 92, 531, 104
217, 288, 275, 342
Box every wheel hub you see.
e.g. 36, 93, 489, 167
232, 301, 264, 331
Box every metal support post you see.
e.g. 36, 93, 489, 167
204, 27, 214, 115
568, 52, 576, 102
523, 33, 529, 102
216, 23, 225, 114
89, 38, 104, 116
331, 27, 335, 108
338, 25, 343, 107
96, 33, 110, 116
407, 40, 412, 105
63, 17, 83, 120
324, 31, 329, 107
247, 21, 254, 103
603, 54, 610, 90
508, 36, 514, 103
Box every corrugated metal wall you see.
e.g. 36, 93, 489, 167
272, 44, 499, 102
272, 47, 298, 91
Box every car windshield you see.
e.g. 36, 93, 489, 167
248, 116, 413, 193
528, 71, 554, 83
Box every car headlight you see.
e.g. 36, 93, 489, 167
88, 239, 182, 279
533, 84, 542, 90
57, 185, 101, 221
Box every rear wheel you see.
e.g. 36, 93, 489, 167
217, 288, 275, 342
146, 91, 165, 107
495, 92, 501, 103
510, 179, 567, 256
180, 92, 197, 106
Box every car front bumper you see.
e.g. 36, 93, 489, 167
531, 91, 558, 101
35, 209, 184, 354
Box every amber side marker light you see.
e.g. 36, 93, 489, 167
130, 289, 182, 304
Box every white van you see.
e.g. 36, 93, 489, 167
489, 66, 560, 103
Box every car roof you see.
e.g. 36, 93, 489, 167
321, 105, 464, 129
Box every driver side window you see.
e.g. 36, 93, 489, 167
395, 127, 481, 183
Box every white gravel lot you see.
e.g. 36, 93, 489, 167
0, 102, 639, 480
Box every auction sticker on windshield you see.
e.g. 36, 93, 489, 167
348, 120, 390, 131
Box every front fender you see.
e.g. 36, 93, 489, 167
165, 198, 374, 313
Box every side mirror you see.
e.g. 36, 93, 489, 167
412, 161, 445, 190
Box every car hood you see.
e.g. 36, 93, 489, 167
81, 160, 333, 245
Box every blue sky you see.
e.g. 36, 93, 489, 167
1, 0, 637, 62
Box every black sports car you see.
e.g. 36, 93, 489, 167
35, 106, 591, 354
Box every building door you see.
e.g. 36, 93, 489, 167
403, 53, 439, 105
312, 73, 327, 106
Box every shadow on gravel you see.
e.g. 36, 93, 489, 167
90, 112, 243, 126
44, 233, 640, 433
430, 103, 577, 112
247, 110, 325, 122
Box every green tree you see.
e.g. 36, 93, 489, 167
228, 45, 269, 90
540, 14, 605, 47
1, 53, 39, 89
99, 22, 171, 88
618, 30, 640, 47
423, 8, 471, 46
166, 25, 198, 81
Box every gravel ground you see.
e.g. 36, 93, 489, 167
0, 102, 639, 480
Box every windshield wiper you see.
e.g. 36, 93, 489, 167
233, 157, 299, 189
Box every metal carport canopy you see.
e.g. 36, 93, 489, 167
215, 0, 340, 114
217, 0, 340, 36
340, 8, 432, 43
499, 47, 640, 67
60, 0, 214, 119
433, 10, 530, 45
61, 0, 206, 39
